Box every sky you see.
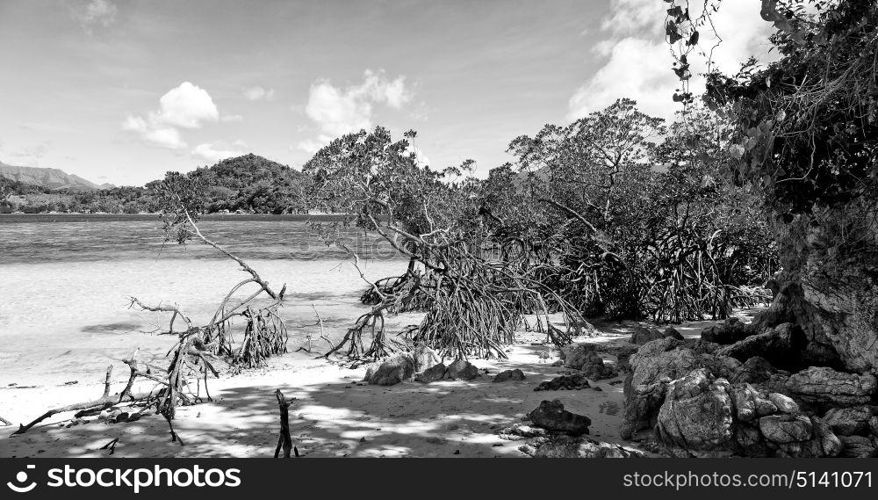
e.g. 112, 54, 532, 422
0, 0, 776, 186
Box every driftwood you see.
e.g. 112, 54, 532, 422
0, 415, 14, 426
11, 365, 152, 436
273, 389, 297, 458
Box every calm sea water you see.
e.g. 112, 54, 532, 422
0, 215, 410, 386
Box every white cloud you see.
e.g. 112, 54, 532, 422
221, 114, 244, 123
299, 69, 414, 152
191, 142, 245, 163
152, 82, 219, 129
569, 0, 775, 121
122, 115, 186, 150
243, 86, 275, 101
71, 0, 118, 32
123, 82, 224, 150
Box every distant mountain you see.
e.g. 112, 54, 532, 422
0, 161, 107, 191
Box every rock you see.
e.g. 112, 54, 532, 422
870, 416, 878, 437
414, 362, 447, 383
768, 417, 842, 458
534, 373, 591, 391
655, 369, 735, 451
729, 356, 776, 385
527, 399, 591, 436
785, 366, 877, 407
687, 339, 721, 354
412, 344, 441, 373
579, 351, 617, 380
561, 343, 596, 369
492, 369, 526, 383
759, 414, 813, 444
620, 337, 700, 438
735, 424, 770, 456
700, 317, 755, 345
811, 417, 844, 457
620, 378, 668, 440
497, 423, 548, 439
364, 355, 415, 385
445, 359, 480, 380
631, 326, 664, 345
839, 435, 876, 458
730, 383, 776, 422
822, 406, 873, 436
716, 323, 802, 367
520, 434, 644, 458
768, 393, 800, 414
608, 344, 640, 372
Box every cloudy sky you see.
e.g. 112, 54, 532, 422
0, 0, 775, 186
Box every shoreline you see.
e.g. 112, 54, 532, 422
0, 313, 752, 458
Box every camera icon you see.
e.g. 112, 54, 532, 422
6, 464, 37, 493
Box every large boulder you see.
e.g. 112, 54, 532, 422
822, 406, 873, 436
785, 366, 877, 408
414, 362, 447, 383
365, 355, 415, 385
700, 317, 755, 345
716, 323, 803, 367
655, 369, 735, 452
620, 338, 701, 438
445, 359, 480, 380
527, 399, 591, 436
493, 369, 526, 383
631, 326, 664, 345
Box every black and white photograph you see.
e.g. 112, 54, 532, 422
1, 0, 877, 468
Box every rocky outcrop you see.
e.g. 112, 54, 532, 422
655, 369, 735, 452
527, 399, 591, 436
716, 323, 803, 367
620, 337, 706, 438
785, 366, 877, 407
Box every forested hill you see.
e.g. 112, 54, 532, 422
0, 154, 311, 214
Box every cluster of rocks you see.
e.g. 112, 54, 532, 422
362, 345, 487, 385
619, 319, 878, 457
